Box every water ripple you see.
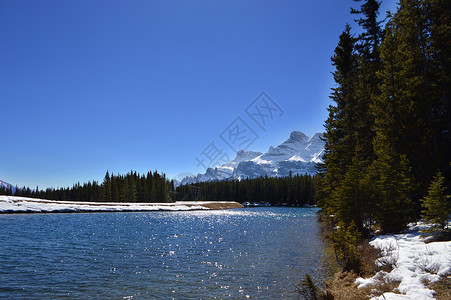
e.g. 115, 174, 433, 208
0, 207, 335, 299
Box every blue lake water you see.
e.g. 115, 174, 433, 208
0, 207, 336, 299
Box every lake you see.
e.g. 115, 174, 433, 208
0, 207, 336, 299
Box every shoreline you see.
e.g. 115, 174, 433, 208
317, 213, 451, 299
0, 195, 244, 214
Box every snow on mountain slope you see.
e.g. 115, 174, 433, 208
178, 131, 324, 185
180, 150, 263, 185
0, 180, 14, 193
261, 131, 324, 163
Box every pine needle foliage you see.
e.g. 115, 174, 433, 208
319, 0, 451, 243
421, 170, 451, 233
297, 274, 320, 300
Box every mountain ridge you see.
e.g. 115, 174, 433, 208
178, 131, 325, 186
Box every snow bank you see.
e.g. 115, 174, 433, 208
0, 196, 242, 213
356, 223, 451, 299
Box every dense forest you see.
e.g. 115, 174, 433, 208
175, 173, 318, 206
0, 170, 174, 203
1, 170, 318, 206
319, 0, 450, 248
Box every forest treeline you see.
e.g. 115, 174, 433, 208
1, 170, 318, 206
319, 0, 450, 248
175, 173, 318, 206
0, 170, 174, 203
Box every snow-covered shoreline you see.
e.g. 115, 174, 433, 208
356, 223, 451, 299
0, 196, 243, 213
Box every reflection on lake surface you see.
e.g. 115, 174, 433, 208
0, 207, 337, 299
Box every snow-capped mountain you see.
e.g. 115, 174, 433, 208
179, 131, 324, 185
179, 150, 262, 185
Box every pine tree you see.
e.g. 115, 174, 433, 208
369, 12, 417, 232
102, 171, 112, 202
333, 156, 367, 231
320, 0, 385, 234
297, 274, 320, 300
421, 170, 450, 232
320, 24, 359, 218
386, 0, 434, 199
351, 0, 384, 167
351, 0, 385, 59
333, 220, 361, 271
426, 0, 451, 183
121, 177, 137, 202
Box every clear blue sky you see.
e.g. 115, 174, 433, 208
0, 0, 397, 189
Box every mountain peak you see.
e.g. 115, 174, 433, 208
308, 132, 324, 142
234, 150, 262, 162
289, 131, 308, 141
178, 130, 325, 186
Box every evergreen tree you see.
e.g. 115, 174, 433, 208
385, 0, 434, 199
297, 274, 320, 300
421, 170, 450, 232
111, 174, 120, 202
121, 177, 137, 202
320, 0, 385, 234
101, 171, 112, 202
351, 0, 384, 168
333, 220, 361, 271
370, 0, 451, 223
320, 24, 359, 218
175, 174, 318, 205
426, 0, 451, 183
369, 12, 417, 232
351, 0, 385, 60
333, 156, 367, 231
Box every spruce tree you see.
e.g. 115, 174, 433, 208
320, 24, 359, 219
351, 0, 384, 167
370, 13, 416, 232
297, 274, 320, 300
387, 0, 434, 198
426, 0, 451, 183
121, 177, 137, 202
321, 0, 385, 233
103, 171, 112, 202
421, 170, 450, 232
333, 220, 361, 270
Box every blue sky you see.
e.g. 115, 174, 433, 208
0, 0, 398, 189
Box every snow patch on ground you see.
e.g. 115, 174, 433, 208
356, 222, 451, 299
0, 196, 239, 213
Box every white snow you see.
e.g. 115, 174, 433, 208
250, 155, 272, 165
0, 196, 239, 213
178, 131, 325, 185
311, 149, 325, 163
355, 222, 451, 299
288, 154, 307, 162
